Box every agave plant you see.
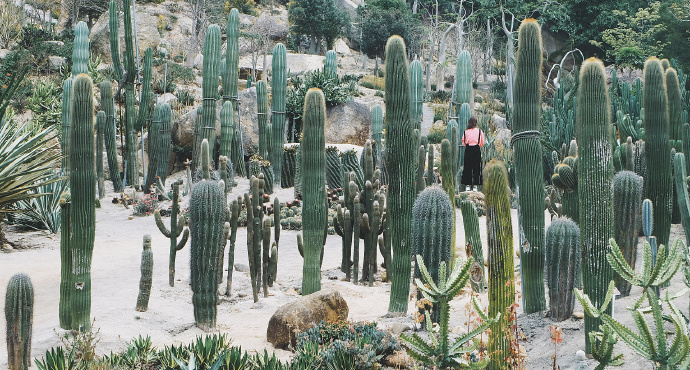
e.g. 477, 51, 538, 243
401, 255, 498, 369
13, 175, 68, 233
34, 347, 80, 370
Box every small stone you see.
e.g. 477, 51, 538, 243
383, 351, 413, 368
389, 322, 411, 335
451, 325, 467, 335
381, 271, 387, 282
234, 263, 250, 272
238, 292, 247, 298
2, 243, 13, 251
572, 311, 585, 320
575, 350, 587, 361
129, 216, 134, 220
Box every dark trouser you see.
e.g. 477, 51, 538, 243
461, 145, 482, 186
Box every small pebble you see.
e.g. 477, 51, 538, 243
572, 311, 585, 320
575, 350, 587, 361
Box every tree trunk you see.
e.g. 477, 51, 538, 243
438, 24, 456, 66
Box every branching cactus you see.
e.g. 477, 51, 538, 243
513, 18, 546, 313
136, 234, 153, 312
194, 25, 222, 170
257, 80, 269, 159
5, 274, 34, 370
412, 186, 453, 324
545, 217, 580, 321
324, 50, 337, 79
270, 43, 287, 187
96, 111, 105, 199
484, 160, 515, 369
460, 200, 485, 293
300, 88, 327, 295
577, 58, 614, 351
99, 81, 124, 192
155, 179, 189, 287
325, 146, 342, 190
385, 36, 416, 314
551, 152, 578, 222
410, 60, 424, 130
612, 171, 642, 296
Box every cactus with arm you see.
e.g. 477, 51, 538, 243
155, 179, 189, 287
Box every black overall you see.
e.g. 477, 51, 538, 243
461, 130, 483, 187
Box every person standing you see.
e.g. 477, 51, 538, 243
461, 117, 485, 191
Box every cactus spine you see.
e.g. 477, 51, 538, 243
325, 146, 342, 190
612, 171, 642, 296
155, 178, 189, 287
512, 19, 546, 313
99, 81, 124, 192
61, 78, 73, 175
68, 74, 96, 331
412, 186, 453, 323
257, 80, 269, 159
194, 25, 222, 170
96, 111, 105, 199
410, 60, 424, 130
136, 234, 153, 312
545, 217, 580, 321
577, 58, 614, 351
644, 58, 672, 248
460, 200, 485, 293
270, 43, 287, 187
301, 88, 327, 295
324, 50, 337, 79
385, 36, 416, 314
484, 161, 515, 370
5, 274, 34, 370
190, 139, 227, 330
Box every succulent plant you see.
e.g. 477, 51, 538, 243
5, 273, 34, 370
135, 234, 153, 312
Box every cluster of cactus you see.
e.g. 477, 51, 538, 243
384, 36, 416, 313
512, 19, 546, 313
484, 160, 515, 370
154, 179, 189, 287
612, 170, 642, 296
577, 58, 614, 351
324, 50, 337, 79
99, 81, 124, 192
270, 43, 287, 188
341, 149, 364, 191
612, 136, 635, 172
135, 234, 153, 312
249, 155, 274, 194
5, 273, 34, 370
550, 141, 579, 221
545, 217, 580, 321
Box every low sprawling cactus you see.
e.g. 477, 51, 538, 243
136, 235, 153, 312
5, 273, 34, 370
545, 217, 580, 321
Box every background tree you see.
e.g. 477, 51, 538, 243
288, 0, 350, 55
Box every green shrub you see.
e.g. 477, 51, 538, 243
359, 74, 384, 91
167, 62, 196, 84
154, 76, 176, 94
425, 89, 451, 103
28, 78, 61, 132
374, 90, 383, 98
427, 121, 446, 144
432, 104, 448, 123
224, 0, 257, 16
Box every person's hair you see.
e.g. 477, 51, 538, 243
467, 116, 478, 129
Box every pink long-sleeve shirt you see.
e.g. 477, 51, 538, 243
461, 128, 485, 147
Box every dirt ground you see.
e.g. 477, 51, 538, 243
1, 170, 688, 369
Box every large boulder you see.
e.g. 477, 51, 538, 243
90, 8, 162, 63
266, 289, 349, 349
250, 14, 288, 41
325, 101, 371, 146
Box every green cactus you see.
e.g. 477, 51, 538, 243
135, 234, 153, 312
644, 58, 672, 249
341, 149, 364, 191
300, 88, 327, 295
224, 9, 245, 177
545, 217, 580, 321
551, 154, 579, 222
484, 160, 515, 370
61, 78, 72, 175
5, 273, 34, 370
412, 186, 453, 324
269, 197, 281, 286
674, 153, 690, 249
410, 60, 423, 130
226, 198, 240, 296
135, 48, 154, 134
440, 139, 455, 261
325, 146, 342, 190
68, 74, 96, 331
512, 18, 546, 313
72, 21, 89, 77
588, 325, 624, 370
667, 68, 683, 224
612, 171, 642, 297
456, 103, 470, 187
154, 179, 189, 287
261, 161, 274, 195
294, 144, 302, 198
189, 139, 227, 330
425, 144, 436, 186
460, 200, 485, 293
282, 145, 297, 188
415, 145, 426, 194
194, 25, 222, 170
371, 105, 383, 151
352, 194, 361, 284
58, 194, 72, 329
324, 50, 337, 79
157, 103, 173, 186
577, 58, 614, 351
96, 111, 105, 199
385, 36, 416, 314
144, 104, 162, 193
454, 50, 473, 113
99, 81, 124, 192
257, 80, 269, 159
270, 43, 287, 188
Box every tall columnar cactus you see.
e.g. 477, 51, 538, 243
72, 22, 89, 76
5, 274, 34, 370
512, 19, 546, 313
385, 36, 416, 314
135, 234, 153, 312
456, 103, 470, 185
301, 88, 327, 295
282, 145, 297, 188
224, 9, 244, 177
412, 186, 453, 324
193, 25, 222, 170
684, 124, 690, 175
440, 139, 456, 259
219, 101, 235, 191
446, 120, 459, 182
155, 179, 189, 287
117, 0, 139, 187
61, 78, 73, 175
157, 103, 173, 185
68, 74, 96, 331
644, 58, 672, 249
460, 200, 485, 293
294, 144, 302, 198
325, 146, 342, 190
144, 104, 162, 192
341, 149, 364, 191
415, 145, 426, 194
58, 194, 72, 329
454, 50, 473, 114
612, 171, 642, 296
257, 80, 269, 159
410, 60, 424, 130
484, 160, 515, 370
577, 58, 614, 352
545, 217, 581, 321
99, 81, 124, 192
225, 198, 240, 296
135, 48, 154, 133
324, 50, 337, 79
96, 111, 105, 199
667, 68, 683, 144
190, 139, 227, 330
371, 105, 383, 149
271, 43, 287, 187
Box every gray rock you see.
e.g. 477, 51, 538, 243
251, 14, 288, 41
334, 39, 351, 55
0, 49, 11, 60
193, 54, 203, 69
389, 322, 411, 335
48, 56, 66, 71
234, 263, 250, 272
90, 9, 162, 63
266, 289, 349, 349
159, 93, 177, 107
492, 113, 507, 129
239, 53, 325, 76
325, 101, 371, 146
